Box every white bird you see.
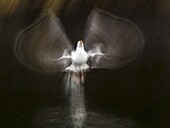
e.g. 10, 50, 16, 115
14, 8, 144, 83
57, 40, 104, 73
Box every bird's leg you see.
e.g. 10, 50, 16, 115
80, 71, 85, 84
72, 71, 80, 84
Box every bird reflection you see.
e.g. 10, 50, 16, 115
14, 8, 144, 84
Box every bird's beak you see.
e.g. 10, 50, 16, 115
76, 40, 84, 49
80, 40, 83, 46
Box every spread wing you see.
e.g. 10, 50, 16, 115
14, 11, 72, 73
84, 8, 144, 69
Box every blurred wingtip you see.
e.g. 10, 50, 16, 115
84, 8, 145, 70
13, 7, 72, 74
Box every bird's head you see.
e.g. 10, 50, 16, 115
76, 40, 84, 50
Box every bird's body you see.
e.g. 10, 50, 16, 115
59, 40, 105, 73
64, 41, 90, 72
71, 41, 88, 65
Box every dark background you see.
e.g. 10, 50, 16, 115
1, 0, 170, 127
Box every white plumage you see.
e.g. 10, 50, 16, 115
59, 40, 104, 73
64, 41, 89, 72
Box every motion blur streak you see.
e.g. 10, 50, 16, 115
65, 73, 86, 128
14, 11, 72, 73
84, 9, 144, 69
0, 0, 19, 16
43, 0, 64, 13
